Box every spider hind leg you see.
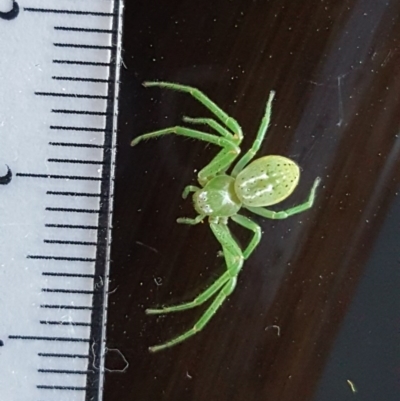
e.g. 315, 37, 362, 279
147, 223, 244, 352
149, 277, 236, 353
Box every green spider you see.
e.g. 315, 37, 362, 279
132, 81, 321, 352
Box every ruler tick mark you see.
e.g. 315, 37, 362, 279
42, 288, 97, 294
24, 8, 117, 17
52, 76, 112, 83
54, 26, 116, 34
49, 142, 112, 149
9, 335, 90, 342
36, 91, 111, 99
39, 352, 89, 359
45, 224, 102, 230
46, 191, 103, 198
27, 255, 96, 262
17, 172, 104, 181
41, 304, 95, 310
53, 59, 111, 67
43, 272, 97, 278
40, 321, 91, 327
52, 109, 110, 116
50, 125, 110, 133
48, 159, 105, 165
44, 239, 97, 246
54, 43, 115, 50
37, 384, 89, 391
46, 207, 102, 214
38, 369, 92, 375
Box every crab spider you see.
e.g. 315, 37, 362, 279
131, 81, 321, 352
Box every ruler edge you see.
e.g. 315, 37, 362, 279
86, 1, 125, 400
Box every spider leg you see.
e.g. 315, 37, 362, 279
177, 188, 204, 225
176, 215, 205, 225
182, 116, 238, 143
209, 222, 244, 274
131, 126, 239, 153
131, 126, 240, 186
146, 225, 243, 315
231, 90, 275, 177
181, 185, 200, 199
245, 177, 321, 219
146, 270, 231, 316
149, 277, 236, 352
143, 81, 243, 140
230, 214, 261, 259
197, 147, 240, 186
148, 222, 244, 352
146, 223, 243, 314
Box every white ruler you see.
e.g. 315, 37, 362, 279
0, 1, 123, 400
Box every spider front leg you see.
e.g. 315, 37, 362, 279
197, 147, 240, 186
182, 116, 239, 143
144, 81, 243, 140
231, 90, 275, 177
131, 126, 238, 151
131, 126, 240, 186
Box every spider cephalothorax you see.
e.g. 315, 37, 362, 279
132, 81, 320, 352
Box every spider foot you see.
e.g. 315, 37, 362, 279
146, 307, 165, 315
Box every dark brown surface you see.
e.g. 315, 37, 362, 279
105, 1, 400, 400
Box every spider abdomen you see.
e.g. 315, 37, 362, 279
234, 155, 300, 207
193, 175, 242, 217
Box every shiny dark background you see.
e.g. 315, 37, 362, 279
105, 1, 400, 400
